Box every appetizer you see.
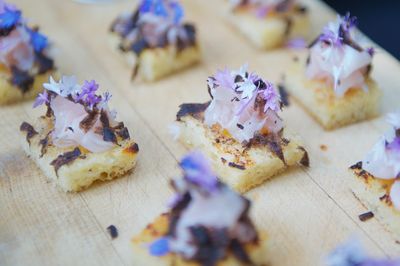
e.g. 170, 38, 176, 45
228, 0, 309, 49
285, 14, 381, 130
20, 76, 139, 192
172, 65, 309, 193
110, 0, 200, 81
0, 0, 56, 105
351, 111, 400, 233
132, 151, 268, 266
327, 239, 400, 266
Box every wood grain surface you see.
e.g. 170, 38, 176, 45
1, 0, 399, 265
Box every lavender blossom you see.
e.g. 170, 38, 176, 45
179, 151, 218, 192
33, 90, 49, 108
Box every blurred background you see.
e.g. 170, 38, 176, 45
323, 0, 400, 59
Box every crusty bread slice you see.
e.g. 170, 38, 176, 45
175, 114, 308, 193
109, 33, 201, 81
285, 62, 381, 130
20, 116, 138, 192
0, 66, 56, 105
132, 213, 269, 266
227, 9, 309, 49
351, 163, 400, 236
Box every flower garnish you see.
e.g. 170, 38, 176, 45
179, 151, 218, 192
33, 90, 49, 108
149, 237, 170, 256
139, 0, 184, 24
307, 13, 374, 96
152, 151, 258, 263
75, 80, 101, 109
327, 238, 400, 266
34, 76, 127, 154
0, 6, 21, 29
28, 29, 48, 52
362, 111, 400, 210
205, 64, 283, 143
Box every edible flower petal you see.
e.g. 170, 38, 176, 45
0, 6, 21, 29
179, 151, 218, 192
33, 90, 49, 108
307, 13, 373, 96
204, 65, 283, 143
149, 237, 170, 256
29, 29, 48, 52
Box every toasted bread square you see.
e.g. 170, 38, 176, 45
175, 115, 308, 193
132, 213, 268, 266
285, 62, 381, 130
109, 33, 201, 81
0, 68, 56, 105
351, 164, 400, 235
20, 116, 138, 192
227, 9, 309, 49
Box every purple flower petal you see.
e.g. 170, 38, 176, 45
149, 237, 170, 256
179, 151, 218, 191
33, 90, 49, 108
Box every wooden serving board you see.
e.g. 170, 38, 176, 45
1, 0, 399, 265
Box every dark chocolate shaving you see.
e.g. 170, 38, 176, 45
228, 162, 246, 170
117, 126, 130, 140
131, 38, 148, 55
10, 67, 34, 93
39, 131, 52, 157
298, 146, 310, 167
79, 112, 99, 132
176, 102, 210, 121
103, 127, 117, 143
278, 84, 290, 106
50, 147, 82, 175
358, 211, 374, 222
125, 143, 139, 153
107, 225, 119, 239
190, 226, 229, 266
230, 239, 252, 264
35, 52, 54, 74
248, 133, 286, 164
350, 161, 363, 170
20, 122, 38, 145
168, 192, 192, 237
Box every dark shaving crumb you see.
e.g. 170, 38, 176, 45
293, 56, 299, 62
298, 146, 310, 167
117, 126, 130, 140
107, 225, 118, 239
358, 211, 374, 222
10, 67, 34, 93
176, 102, 210, 121
284, 17, 293, 36
50, 147, 82, 175
350, 161, 363, 170
125, 143, 139, 154
228, 162, 246, 170
236, 123, 244, 129
282, 138, 290, 145
79, 112, 98, 132
221, 157, 227, 164
278, 84, 290, 107
20, 122, 38, 145
230, 239, 252, 264
39, 131, 52, 157
396, 240, 400, 245
320, 144, 328, 151
103, 127, 117, 143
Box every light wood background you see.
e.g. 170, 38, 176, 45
1, 0, 399, 265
